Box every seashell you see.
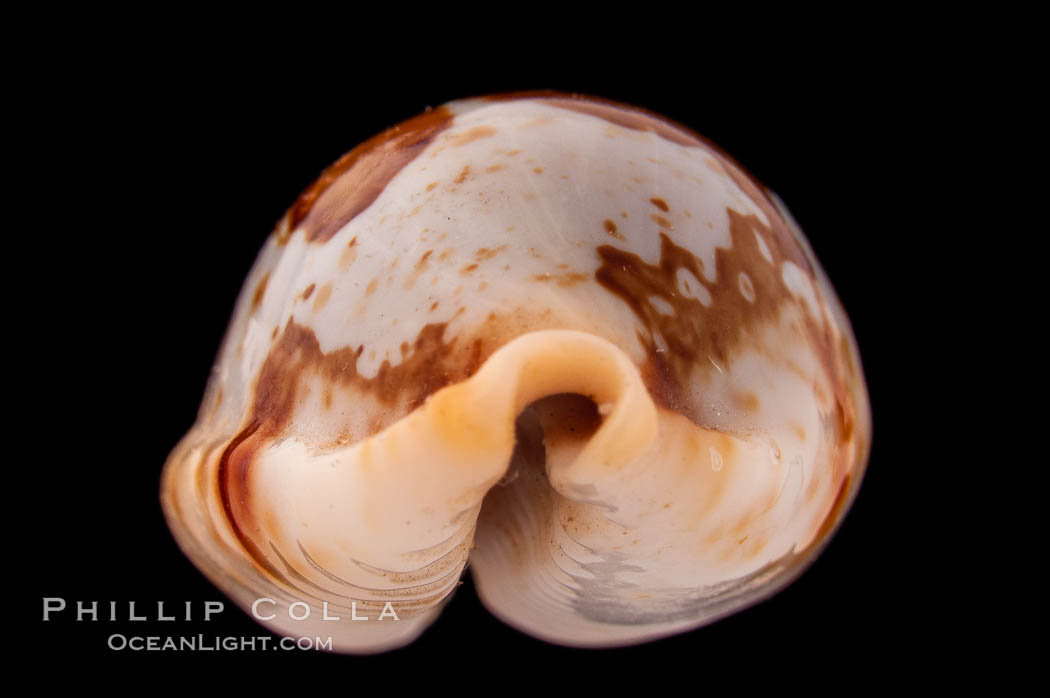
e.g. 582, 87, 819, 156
161, 93, 871, 653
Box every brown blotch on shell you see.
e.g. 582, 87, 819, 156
474, 245, 507, 261
312, 282, 332, 313
650, 197, 669, 212
339, 237, 359, 270
403, 250, 434, 290
603, 219, 625, 240
596, 207, 841, 426
650, 214, 674, 230
533, 272, 589, 287
447, 124, 497, 147
251, 272, 270, 312
737, 391, 761, 414
301, 283, 316, 301
217, 421, 290, 586
282, 105, 453, 245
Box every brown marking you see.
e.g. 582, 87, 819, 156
282, 105, 453, 245
251, 272, 270, 312
217, 421, 289, 583
596, 207, 844, 427
404, 249, 434, 290
312, 282, 332, 313
271, 326, 278, 340
478, 281, 488, 291
272, 219, 292, 246
300, 283, 315, 301
426, 181, 438, 191
737, 391, 761, 414
438, 248, 454, 262
365, 278, 378, 296
533, 272, 588, 287
460, 263, 478, 274
485, 164, 504, 173
533, 167, 543, 174
603, 219, 625, 240
447, 124, 498, 147
454, 165, 471, 185
249, 321, 486, 440
835, 399, 854, 443
339, 237, 359, 269
650, 197, 669, 212
322, 386, 333, 409
621, 211, 629, 218
716, 161, 810, 273
650, 213, 674, 230
430, 301, 439, 312
474, 244, 507, 261
792, 422, 807, 442
506, 149, 521, 157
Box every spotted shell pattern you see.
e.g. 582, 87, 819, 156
161, 93, 871, 652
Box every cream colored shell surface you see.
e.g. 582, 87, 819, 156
161, 95, 871, 652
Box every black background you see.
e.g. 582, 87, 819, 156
21, 32, 953, 679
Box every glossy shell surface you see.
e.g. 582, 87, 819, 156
161, 93, 871, 652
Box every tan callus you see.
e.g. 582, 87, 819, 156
161, 93, 871, 652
